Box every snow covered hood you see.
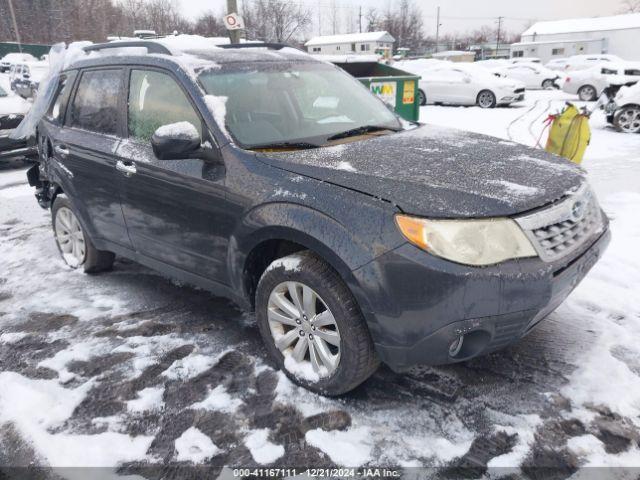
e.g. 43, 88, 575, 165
259, 124, 586, 218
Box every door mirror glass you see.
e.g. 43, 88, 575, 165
151, 122, 201, 160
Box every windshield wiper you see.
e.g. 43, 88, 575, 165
326, 125, 400, 141
248, 141, 321, 150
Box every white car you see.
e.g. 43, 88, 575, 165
562, 63, 640, 101
415, 63, 525, 108
564, 54, 624, 71
492, 62, 560, 89
0, 52, 37, 72
611, 82, 640, 133
0, 80, 32, 161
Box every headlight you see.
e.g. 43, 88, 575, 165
395, 215, 537, 266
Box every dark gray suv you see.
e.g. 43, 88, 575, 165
28, 41, 610, 395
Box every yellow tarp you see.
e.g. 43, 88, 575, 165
545, 104, 591, 164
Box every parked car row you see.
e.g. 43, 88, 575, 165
396, 60, 526, 108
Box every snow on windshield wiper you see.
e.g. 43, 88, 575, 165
326, 125, 399, 142
248, 141, 321, 151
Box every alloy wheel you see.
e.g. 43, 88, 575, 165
616, 107, 640, 133
267, 281, 341, 378
54, 206, 86, 267
477, 91, 495, 108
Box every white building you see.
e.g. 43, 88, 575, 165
511, 13, 640, 63
304, 31, 395, 55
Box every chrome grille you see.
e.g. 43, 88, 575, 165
515, 184, 603, 262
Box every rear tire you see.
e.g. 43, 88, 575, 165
255, 251, 379, 395
52, 195, 115, 273
613, 105, 640, 133
418, 89, 427, 106
477, 90, 496, 108
578, 85, 597, 101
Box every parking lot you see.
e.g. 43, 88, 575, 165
1, 85, 639, 475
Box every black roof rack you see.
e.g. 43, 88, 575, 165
84, 41, 172, 56
218, 43, 293, 51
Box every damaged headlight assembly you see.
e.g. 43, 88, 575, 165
395, 215, 537, 266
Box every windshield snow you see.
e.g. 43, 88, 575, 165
198, 62, 401, 149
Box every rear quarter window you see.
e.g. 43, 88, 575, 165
69, 69, 122, 135
46, 71, 77, 124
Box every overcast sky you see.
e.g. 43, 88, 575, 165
179, 0, 625, 37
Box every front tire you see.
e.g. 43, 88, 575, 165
542, 79, 555, 89
52, 195, 115, 273
477, 90, 496, 108
255, 251, 379, 395
613, 105, 640, 133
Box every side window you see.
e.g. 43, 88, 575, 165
128, 69, 202, 142
46, 71, 77, 124
69, 69, 122, 135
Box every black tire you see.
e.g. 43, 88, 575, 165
255, 251, 379, 395
51, 195, 115, 273
542, 79, 555, 89
418, 88, 427, 106
613, 105, 640, 134
578, 84, 597, 102
476, 90, 496, 108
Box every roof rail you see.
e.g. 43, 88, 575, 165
83, 41, 172, 56
218, 43, 293, 51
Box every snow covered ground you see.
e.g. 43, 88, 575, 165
1, 90, 639, 477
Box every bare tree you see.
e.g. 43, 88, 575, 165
193, 10, 226, 37
243, 0, 311, 42
620, 0, 640, 12
365, 8, 380, 32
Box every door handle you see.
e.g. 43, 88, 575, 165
54, 144, 70, 157
116, 160, 137, 177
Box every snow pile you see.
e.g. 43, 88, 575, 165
190, 385, 242, 413
11, 41, 90, 140
561, 192, 640, 419
283, 353, 326, 382
162, 353, 217, 380
154, 121, 199, 140
204, 95, 229, 139
266, 254, 302, 273
305, 427, 373, 466
126, 386, 165, 413
243, 429, 285, 464
174, 427, 220, 463
0, 372, 153, 466
336, 161, 356, 172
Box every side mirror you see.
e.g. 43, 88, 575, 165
151, 122, 201, 160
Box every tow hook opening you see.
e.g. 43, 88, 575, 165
448, 330, 491, 360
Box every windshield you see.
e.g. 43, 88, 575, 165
198, 61, 401, 149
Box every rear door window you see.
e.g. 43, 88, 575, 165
127, 69, 202, 142
69, 69, 122, 135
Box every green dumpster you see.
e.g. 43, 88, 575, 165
332, 61, 421, 122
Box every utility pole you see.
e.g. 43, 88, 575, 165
318, 5, 322, 35
7, 0, 22, 52
227, 0, 241, 44
434, 6, 441, 54
358, 6, 363, 33
496, 16, 504, 55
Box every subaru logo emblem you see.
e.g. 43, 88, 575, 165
571, 201, 585, 221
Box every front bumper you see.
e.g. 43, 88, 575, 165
352, 224, 610, 371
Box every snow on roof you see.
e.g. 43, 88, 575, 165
305, 31, 394, 47
522, 13, 640, 36
312, 54, 380, 64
